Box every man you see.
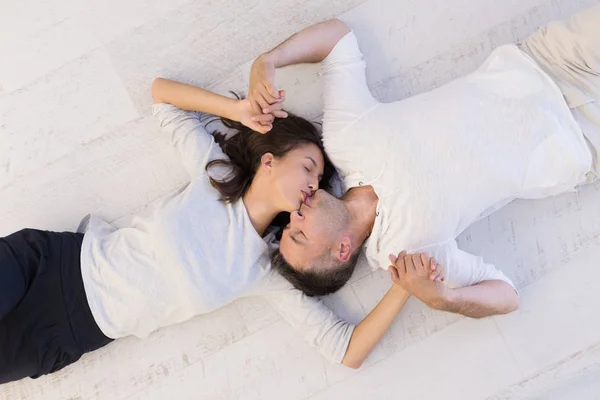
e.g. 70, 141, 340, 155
248, 5, 600, 318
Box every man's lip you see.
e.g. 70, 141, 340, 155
303, 194, 312, 207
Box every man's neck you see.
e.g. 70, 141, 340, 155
342, 185, 379, 242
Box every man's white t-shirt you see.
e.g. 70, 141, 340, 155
321, 32, 593, 289
79, 104, 353, 364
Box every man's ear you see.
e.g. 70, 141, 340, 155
261, 152, 275, 169
335, 236, 352, 263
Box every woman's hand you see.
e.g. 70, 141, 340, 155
235, 99, 288, 134
388, 251, 449, 309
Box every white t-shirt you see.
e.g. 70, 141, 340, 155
321, 32, 593, 289
79, 104, 353, 363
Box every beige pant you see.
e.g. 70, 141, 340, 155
519, 3, 600, 179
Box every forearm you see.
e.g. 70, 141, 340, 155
151, 78, 240, 121
436, 280, 519, 318
342, 285, 410, 369
262, 18, 351, 68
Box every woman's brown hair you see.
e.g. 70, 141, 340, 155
206, 107, 334, 205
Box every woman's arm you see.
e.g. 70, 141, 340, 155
342, 255, 447, 367
152, 78, 239, 119
151, 78, 283, 133
260, 271, 411, 369
342, 284, 409, 368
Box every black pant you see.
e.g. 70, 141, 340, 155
0, 229, 112, 384
0, 239, 26, 321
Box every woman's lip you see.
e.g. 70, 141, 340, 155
302, 192, 311, 207
302, 191, 308, 203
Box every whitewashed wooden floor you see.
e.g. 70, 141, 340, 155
2, 0, 600, 399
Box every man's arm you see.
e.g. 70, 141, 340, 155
249, 19, 351, 113
389, 252, 519, 319
438, 280, 519, 318
262, 19, 350, 68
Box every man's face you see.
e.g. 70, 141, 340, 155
279, 189, 348, 270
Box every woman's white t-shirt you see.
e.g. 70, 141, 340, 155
79, 104, 353, 364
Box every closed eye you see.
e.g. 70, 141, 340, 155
290, 231, 307, 245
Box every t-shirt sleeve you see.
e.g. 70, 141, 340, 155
257, 272, 355, 364
321, 31, 379, 135
420, 240, 517, 292
152, 103, 222, 178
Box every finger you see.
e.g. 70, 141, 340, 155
252, 113, 275, 124
412, 253, 422, 269
429, 259, 439, 281
431, 258, 440, 274
260, 87, 278, 105
264, 102, 288, 117
271, 110, 288, 119
265, 101, 284, 112
420, 253, 430, 267
250, 122, 272, 134
404, 253, 416, 272
249, 97, 262, 116
429, 262, 438, 280
389, 251, 406, 266
388, 265, 400, 282
398, 256, 407, 276
412, 253, 425, 273
255, 95, 271, 113
268, 92, 287, 105
264, 83, 280, 100
434, 260, 445, 281
388, 254, 398, 264
430, 266, 443, 281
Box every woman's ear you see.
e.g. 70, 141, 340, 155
261, 152, 275, 169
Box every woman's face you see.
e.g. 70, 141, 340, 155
270, 143, 325, 212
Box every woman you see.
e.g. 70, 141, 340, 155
0, 78, 427, 384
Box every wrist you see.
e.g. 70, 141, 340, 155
430, 287, 455, 311
260, 50, 280, 68
389, 284, 410, 298
229, 98, 247, 122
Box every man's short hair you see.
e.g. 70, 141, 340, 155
271, 248, 361, 296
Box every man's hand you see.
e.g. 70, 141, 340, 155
235, 98, 287, 134
249, 54, 287, 116
388, 251, 449, 309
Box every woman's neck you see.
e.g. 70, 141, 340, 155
242, 179, 281, 236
